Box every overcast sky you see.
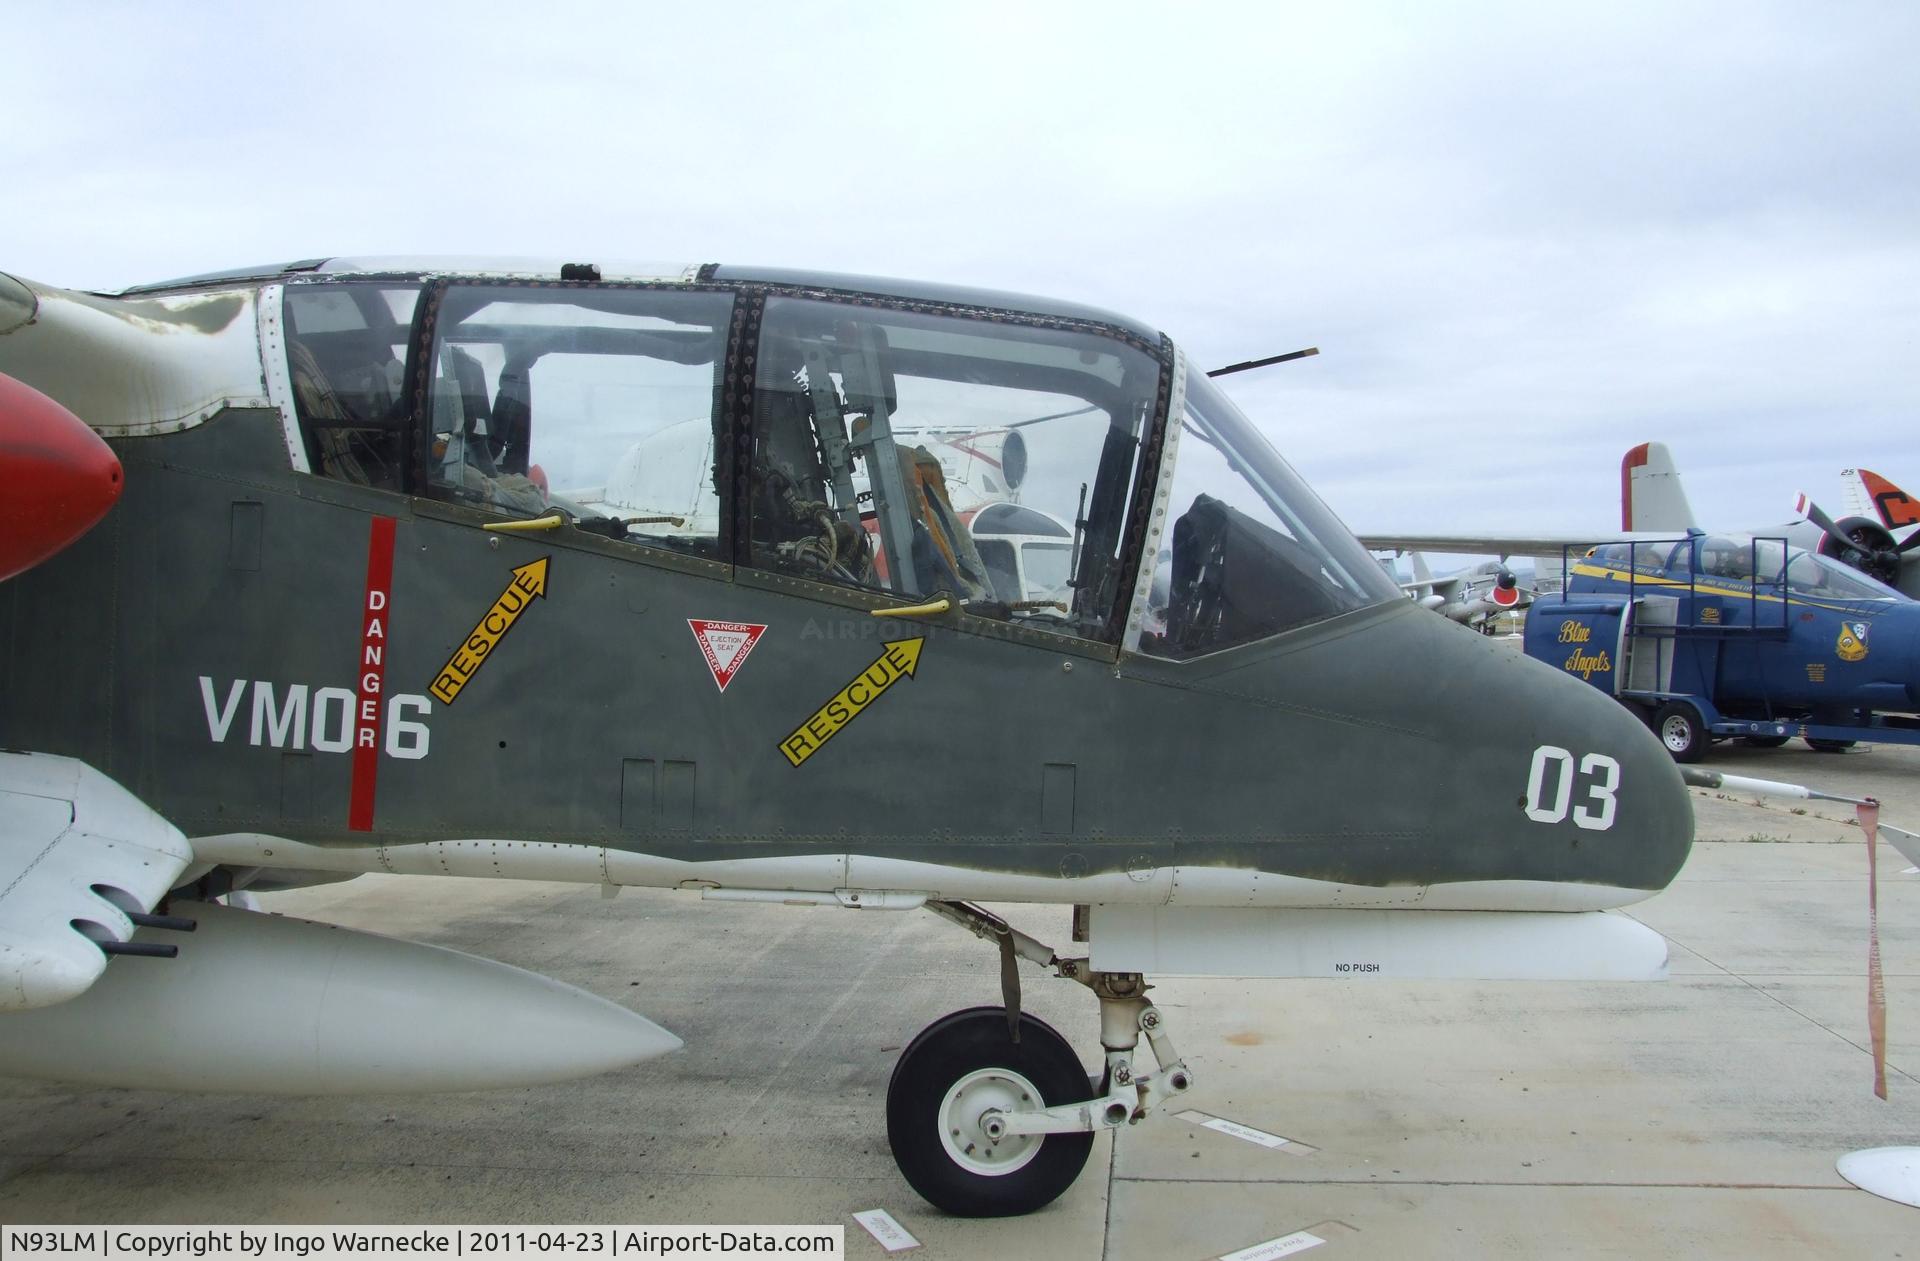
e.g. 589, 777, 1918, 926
7, 2, 1916, 545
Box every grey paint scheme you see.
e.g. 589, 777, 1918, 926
0, 266, 1692, 901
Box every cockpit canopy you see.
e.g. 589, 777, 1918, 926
280, 271, 1401, 657
1586, 535, 1903, 602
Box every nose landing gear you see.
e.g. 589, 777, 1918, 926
886, 1007, 1093, 1217
885, 901, 1195, 1217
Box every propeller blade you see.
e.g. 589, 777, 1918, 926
1795, 490, 1905, 581
1794, 491, 1859, 553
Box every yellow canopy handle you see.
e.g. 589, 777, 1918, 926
871, 597, 953, 619
483, 512, 567, 533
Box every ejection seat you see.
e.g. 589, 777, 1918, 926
898, 444, 994, 603
287, 333, 406, 491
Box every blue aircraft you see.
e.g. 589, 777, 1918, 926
1522, 532, 1920, 760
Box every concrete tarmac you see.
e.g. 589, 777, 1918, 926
3, 739, 1918, 1259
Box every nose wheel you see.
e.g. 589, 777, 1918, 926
889, 902, 1197, 1216
886, 1007, 1094, 1217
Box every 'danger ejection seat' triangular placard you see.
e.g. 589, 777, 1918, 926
687, 619, 768, 692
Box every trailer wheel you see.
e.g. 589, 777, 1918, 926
1806, 738, 1856, 753
1654, 702, 1708, 762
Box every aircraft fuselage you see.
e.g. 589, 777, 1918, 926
0, 261, 1694, 913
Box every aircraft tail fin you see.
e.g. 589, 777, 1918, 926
1844, 468, 1920, 532
1621, 442, 1697, 532
1410, 551, 1433, 583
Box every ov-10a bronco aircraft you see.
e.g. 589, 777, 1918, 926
0, 259, 1691, 1217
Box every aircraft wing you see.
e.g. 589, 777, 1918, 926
1884, 821, 1920, 870
1356, 531, 1678, 561
0, 752, 192, 1011
0, 759, 682, 1093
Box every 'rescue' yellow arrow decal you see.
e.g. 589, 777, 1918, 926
428, 557, 550, 705
779, 637, 925, 767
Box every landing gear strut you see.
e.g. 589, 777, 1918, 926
885, 901, 1195, 1217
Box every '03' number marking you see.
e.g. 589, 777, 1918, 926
1524, 745, 1619, 830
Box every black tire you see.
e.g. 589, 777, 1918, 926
1741, 735, 1791, 749
886, 1007, 1094, 1217
1654, 701, 1708, 763
1806, 738, 1856, 753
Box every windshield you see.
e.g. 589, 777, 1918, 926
1137, 372, 1401, 657
1686, 535, 1900, 601
1784, 549, 1903, 600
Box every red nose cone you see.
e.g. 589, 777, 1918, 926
0, 371, 123, 581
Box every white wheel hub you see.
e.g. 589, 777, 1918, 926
1662, 715, 1692, 752
938, 1067, 1044, 1176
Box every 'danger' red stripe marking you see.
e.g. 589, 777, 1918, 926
349, 516, 398, 830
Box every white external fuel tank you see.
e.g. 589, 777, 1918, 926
0, 901, 681, 1093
